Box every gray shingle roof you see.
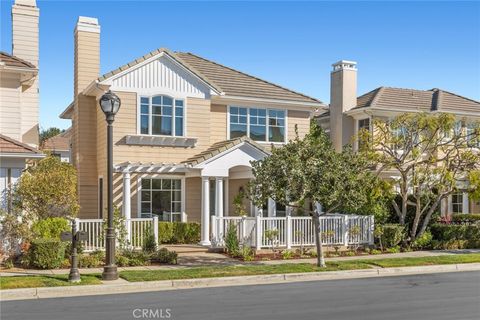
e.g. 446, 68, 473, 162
97, 48, 323, 105
353, 87, 479, 112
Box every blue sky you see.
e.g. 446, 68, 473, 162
1, 0, 479, 130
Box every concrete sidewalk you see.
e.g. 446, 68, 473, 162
1, 249, 479, 277
2, 263, 480, 301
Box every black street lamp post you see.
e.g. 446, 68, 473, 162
99, 90, 121, 281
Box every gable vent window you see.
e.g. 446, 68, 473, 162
139, 95, 184, 136
229, 106, 286, 143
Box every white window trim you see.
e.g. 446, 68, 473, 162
227, 105, 288, 144
137, 94, 187, 137
354, 116, 371, 151
136, 175, 186, 221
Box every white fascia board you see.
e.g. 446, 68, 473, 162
193, 141, 269, 169
96, 52, 221, 96
0, 153, 45, 159
214, 95, 326, 110
346, 107, 480, 119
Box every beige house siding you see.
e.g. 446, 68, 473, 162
288, 110, 311, 140
0, 74, 22, 141
210, 104, 227, 142
228, 178, 251, 216
185, 177, 201, 222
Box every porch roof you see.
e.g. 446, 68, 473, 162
114, 161, 191, 174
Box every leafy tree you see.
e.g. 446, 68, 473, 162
14, 155, 79, 221
249, 121, 384, 266
39, 127, 63, 147
360, 113, 480, 243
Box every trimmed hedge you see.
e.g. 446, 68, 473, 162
150, 248, 178, 264
380, 224, 405, 248
158, 222, 201, 244
430, 223, 480, 241
451, 214, 480, 224
28, 239, 67, 269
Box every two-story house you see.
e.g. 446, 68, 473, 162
0, 0, 44, 212
317, 60, 480, 217
60, 17, 326, 245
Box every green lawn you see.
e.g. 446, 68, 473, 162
2, 253, 480, 289
359, 253, 480, 268
0, 274, 102, 290
120, 261, 373, 282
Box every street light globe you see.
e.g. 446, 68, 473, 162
99, 90, 121, 120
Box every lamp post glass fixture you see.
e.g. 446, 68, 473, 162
99, 90, 121, 280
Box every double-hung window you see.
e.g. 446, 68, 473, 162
466, 123, 479, 148
451, 192, 463, 214
229, 106, 286, 143
141, 178, 182, 222
357, 118, 370, 149
139, 95, 184, 136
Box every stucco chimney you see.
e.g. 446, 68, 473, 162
12, 0, 40, 146
74, 16, 100, 97
12, 0, 39, 66
329, 60, 357, 151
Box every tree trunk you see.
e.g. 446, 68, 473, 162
417, 196, 444, 238
410, 197, 422, 242
313, 211, 326, 268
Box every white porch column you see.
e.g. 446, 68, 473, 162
463, 192, 469, 214
122, 172, 132, 242
268, 198, 276, 217
200, 177, 211, 245
215, 178, 224, 218
224, 178, 229, 216
215, 178, 224, 239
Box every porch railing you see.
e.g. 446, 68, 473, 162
76, 217, 159, 252
211, 214, 374, 249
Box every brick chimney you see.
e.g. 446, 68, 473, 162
12, 0, 39, 146
329, 60, 357, 151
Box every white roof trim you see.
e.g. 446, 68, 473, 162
114, 161, 191, 174
98, 51, 221, 95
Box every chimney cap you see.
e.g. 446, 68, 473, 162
76, 16, 100, 34
14, 0, 36, 7
332, 60, 357, 72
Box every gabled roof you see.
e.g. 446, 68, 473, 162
0, 134, 42, 155
353, 87, 480, 112
97, 48, 323, 105
182, 136, 269, 166
0, 52, 36, 69
42, 128, 72, 151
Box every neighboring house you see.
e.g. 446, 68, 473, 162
0, 0, 44, 212
59, 17, 326, 245
42, 128, 72, 163
317, 60, 480, 216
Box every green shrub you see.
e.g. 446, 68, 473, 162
225, 224, 239, 256
32, 217, 70, 240
430, 224, 480, 241
118, 249, 151, 266
150, 248, 178, 264
386, 246, 401, 253
431, 239, 470, 250
281, 250, 293, 260
142, 229, 157, 253
451, 214, 480, 224
79, 254, 103, 268
380, 224, 405, 248
411, 231, 433, 249
157, 222, 201, 244
240, 246, 255, 261
28, 239, 67, 269
115, 255, 130, 267
158, 222, 174, 243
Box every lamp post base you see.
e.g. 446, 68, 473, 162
102, 265, 119, 280
68, 268, 81, 283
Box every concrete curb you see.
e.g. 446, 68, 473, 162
2, 263, 480, 301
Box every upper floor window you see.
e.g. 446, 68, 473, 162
229, 106, 286, 143
140, 95, 184, 136
357, 118, 370, 149
466, 123, 479, 148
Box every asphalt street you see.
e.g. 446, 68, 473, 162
1, 271, 479, 320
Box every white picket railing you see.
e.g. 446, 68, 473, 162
76, 217, 159, 252
211, 214, 374, 249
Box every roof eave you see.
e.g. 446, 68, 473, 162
213, 95, 327, 109
59, 102, 74, 119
